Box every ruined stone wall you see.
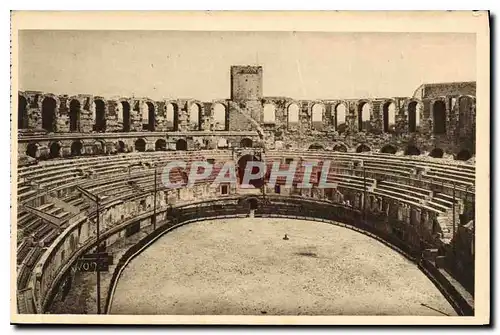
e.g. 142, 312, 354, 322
17, 74, 476, 159
413, 82, 476, 100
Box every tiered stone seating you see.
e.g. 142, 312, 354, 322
15, 148, 475, 298
265, 150, 475, 215
375, 180, 432, 203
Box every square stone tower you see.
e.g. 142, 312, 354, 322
228, 65, 264, 131
230, 65, 263, 101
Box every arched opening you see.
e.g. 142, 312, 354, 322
217, 138, 228, 149
213, 103, 227, 130
18, 95, 28, 129
93, 141, 106, 155
333, 144, 348, 152
69, 99, 81, 132
49, 142, 61, 158
26, 143, 38, 158
94, 99, 106, 132
380, 145, 397, 154
176, 139, 187, 151
335, 103, 347, 133
382, 102, 396, 133
237, 154, 263, 188
70, 140, 83, 156
166, 103, 179, 131
458, 96, 474, 137
429, 148, 444, 158
308, 144, 324, 151
189, 104, 201, 131
42, 97, 57, 132
407, 101, 418, 133
404, 145, 421, 156
135, 139, 147, 152
456, 149, 472, 161
433, 101, 446, 135
356, 144, 371, 153
247, 198, 259, 210
263, 104, 276, 124
358, 102, 371, 132
121, 101, 131, 132
240, 138, 253, 148
288, 103, 299, 128
117, 141, 126, 153
155, 139, 167, 151
141, 102, 155, 131
311, 103, 325, 130
147, 102, 155, 131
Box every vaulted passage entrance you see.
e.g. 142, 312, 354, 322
69, 100, 81, 132
42, 97, 57, 132
433, 101, 446, 135
18, 95, 28, 129
237, 154, 264, 188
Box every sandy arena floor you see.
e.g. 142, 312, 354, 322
110, 218, 456, 316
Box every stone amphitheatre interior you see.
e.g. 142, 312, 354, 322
16, 64, 475, 316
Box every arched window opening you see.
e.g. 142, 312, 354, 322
141, 102, 155, 131
147, 102, 155, 131
311, 104, 325, 130
335, 104, 347, 133
121, 101, 131, 132
69, 99, 81, 132
18, 95, 28, 129
167, 103, 179, 131
263, 104, 276, 124
433, 100, 446, 135
213, 103, 227, 130
383, 102, 396, 133
458, 96, 474, 136
42, 97, 57, 132
189, 104, 201, 131
288, 103, 299, 128
94, 99, 106, 132
407, 101, 419, 133
358, 102, 371, 131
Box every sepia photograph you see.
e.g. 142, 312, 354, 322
10, 11, 490, 325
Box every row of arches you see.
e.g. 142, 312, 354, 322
278, 97, 473, 135
25, 137, 255, 158
306, 143, 472, 160
283, 101, 412, 133
18, 95, 473, 136
17, 95, 229, 133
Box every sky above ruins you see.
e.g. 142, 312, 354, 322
18, 30, 476, 100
